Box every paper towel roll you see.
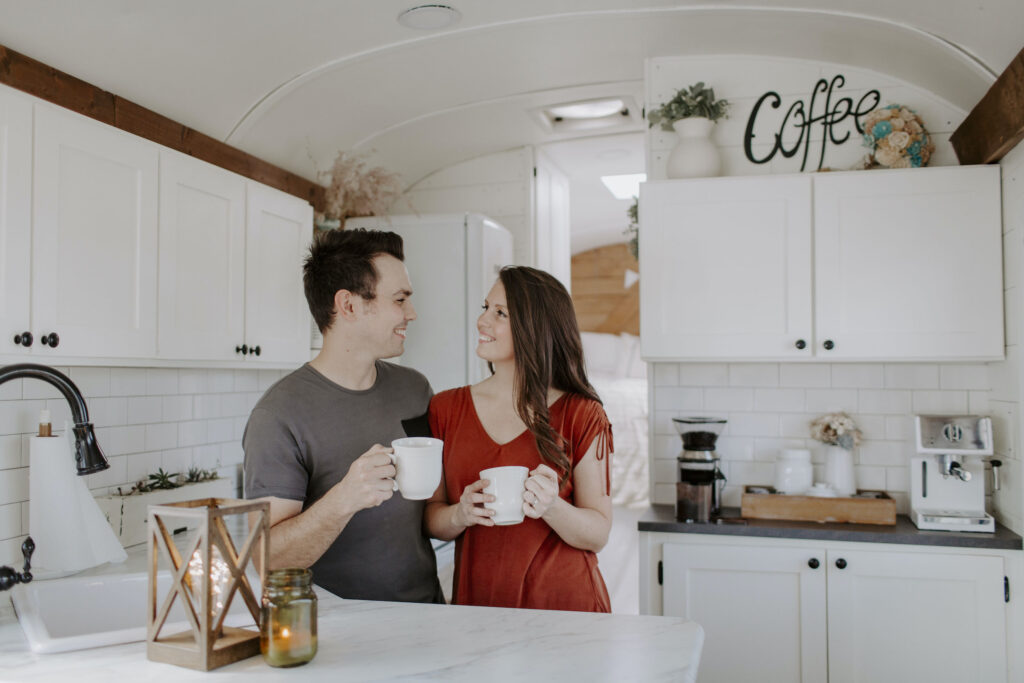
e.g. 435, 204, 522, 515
28, 427, 127, 574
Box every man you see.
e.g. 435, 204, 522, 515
243, 228, 442, 603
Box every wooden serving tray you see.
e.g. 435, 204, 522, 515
740, 486, 897, 525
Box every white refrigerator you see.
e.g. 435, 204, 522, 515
344, 213, 514, 392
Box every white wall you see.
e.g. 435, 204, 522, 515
394, 147, 535, 267
990, 141, 1024, 534
0, 366, 290, 566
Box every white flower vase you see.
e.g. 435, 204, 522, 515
824, 445, 856, 497
665, 117, 722, 179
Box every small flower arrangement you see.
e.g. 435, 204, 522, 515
810, 412, 863, 450
648, 82, 730, 131
861, 105, 934, 169
319, 150, 403, 229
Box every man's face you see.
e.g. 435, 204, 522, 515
356, 254, 416, 359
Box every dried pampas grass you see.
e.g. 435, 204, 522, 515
322, 151, 403, 228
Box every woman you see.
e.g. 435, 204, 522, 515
425, 266, 613, 612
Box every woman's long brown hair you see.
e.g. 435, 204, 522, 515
496, 266, 601, 484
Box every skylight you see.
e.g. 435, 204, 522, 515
546, 99, 626, 120
601, 173, 646, 200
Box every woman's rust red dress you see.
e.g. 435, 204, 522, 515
429, 386, 613, 612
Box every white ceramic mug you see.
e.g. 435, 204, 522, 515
389, 437, 443, 500
480, 466, 529, 525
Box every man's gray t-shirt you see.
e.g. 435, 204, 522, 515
243, 362, 442, 603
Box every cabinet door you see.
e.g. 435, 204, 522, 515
244, 183, 311, 364
158, 152, 246, 360
827, 549, 1006, 683
663, 543, 827, 683
32, 106, 158, 358
640, 176, 812, 360
814, 166, 1003, 360
0, 87, 32, 358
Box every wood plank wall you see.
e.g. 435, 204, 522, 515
571, 243, 639, 335
0, 43, 325, 211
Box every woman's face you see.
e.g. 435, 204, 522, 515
476, 280, 514, 363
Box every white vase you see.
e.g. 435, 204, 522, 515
665, 117, 722, 179
824, 445, 856, 497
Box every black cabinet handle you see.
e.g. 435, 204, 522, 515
795, 339, 806, 350
808, 558, 820, 569
823, 339, 835, 351
236, 344, 248, 355
40, 332, 59, 348
835, 558, 847, 569
252, 345, 261, 357
13, 332, 33, 347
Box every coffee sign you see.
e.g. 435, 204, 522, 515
743, 74, 881, 171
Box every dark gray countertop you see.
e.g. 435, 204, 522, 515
639, 505, 1023, 550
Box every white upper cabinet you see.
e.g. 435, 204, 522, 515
157, 151, 246, 361
814, 166, 1003, 360
640, 175, 813, 359
640, 165, 1004, 361
0, 87, 33, 356
244, 182, 312, 364
32, 105, 159, 359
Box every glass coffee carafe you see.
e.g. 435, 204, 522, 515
673, 416, 728, 522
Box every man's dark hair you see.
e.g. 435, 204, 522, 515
303, 228, 404, 333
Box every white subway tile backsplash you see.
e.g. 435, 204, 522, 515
911, 390, 968, 414
728, 413, 779, 437
208, 418, 235, 443
969, 391, 991, 415
886, 466, 909, 492
805, 388, 858, 412
126, 396, 162, 425
885, 415, 912, 441
221, 393, 251, 418
178, 420, 208, 447
754, 388, 805, 412
729, 364, 779, 387
855, 465, 886, 491
653, 410, 680, 436
779, 413, 814, 439
0, 468, 29, 505
653, 459, 676, 483
98, 425, 147, 457
704, 387, 754, 411
753, 438, 805, 461
677, 363, 728, 386
220, 441, 245, 467
0, 436, 21, 470
234, 370, 258, 392
884, 364, 939, 389
715, 436, 753, 461
0, 400, 46, 436
652, 363, 679, 386
161, 448, 194, 473
653, 387, 702, 411
831, 364, 884, 388
146, 369, 179, 395
123, 451, 163, 486
178, 369, 209, 394
0, 379, 21, 401
69, 367, 111, 398
939, 364, 991, 391
193, 395, 223, 419
258, 369, 284, 391
43, 398, 72, 427
727, 461, 775, 488
109, 368, 148, 396
858, 441, 907, 467
22, 380, 62, 400
652, 435, 678, 460
0, 503, 20, 539
779, 364, 831, 388
858, 390, 912, 414
145, 422, 178, 452
210, 370, 234, 393
162, 395, 193, 423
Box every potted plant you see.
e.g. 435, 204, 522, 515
317, 150, 404, 231
96, 467, 235, 547
648, 82, 730, 179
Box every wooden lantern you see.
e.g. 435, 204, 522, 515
146, 497, 269, 671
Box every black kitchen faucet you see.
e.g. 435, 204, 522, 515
0, 363, 112, 591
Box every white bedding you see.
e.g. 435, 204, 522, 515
591, 372, 649, 508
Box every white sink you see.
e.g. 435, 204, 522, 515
11, 570, 258, 653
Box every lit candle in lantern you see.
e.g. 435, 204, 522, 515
260, 568, 317, 667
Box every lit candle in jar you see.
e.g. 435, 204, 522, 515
261, 568, 317, 667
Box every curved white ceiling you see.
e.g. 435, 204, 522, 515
0, 1, 1018, 186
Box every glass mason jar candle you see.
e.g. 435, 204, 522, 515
261, 568, 318, 667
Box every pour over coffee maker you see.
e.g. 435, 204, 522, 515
673, 416, 728, 522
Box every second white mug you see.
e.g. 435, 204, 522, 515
481, 465, 529, 525
389, 437, 443, 500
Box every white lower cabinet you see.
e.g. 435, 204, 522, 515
648, 535, 1010, 683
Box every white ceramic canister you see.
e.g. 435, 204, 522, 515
774, 449, 813, 494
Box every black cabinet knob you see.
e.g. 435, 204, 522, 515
835, 558, 847, 569
13, 332, 33, 347
40, 332, 59, 348
253, 345, 261, 357
236, 344, 248, 355
795, 339, 806, 350
823, 339, 835, 351
808, 558, 820, 569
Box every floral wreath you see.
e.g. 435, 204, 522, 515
861, 105, 934, 169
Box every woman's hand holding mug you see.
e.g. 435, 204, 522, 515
523, 464, 559, 519
455, 479, 496, 528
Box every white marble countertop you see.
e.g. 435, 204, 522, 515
0, 525, 703, 682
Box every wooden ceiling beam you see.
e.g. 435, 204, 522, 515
0, 43, 325, 212
950, 46, 1024, 165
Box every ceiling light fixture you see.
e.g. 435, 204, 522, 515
397, 4, 462, 30
601, 173, 646, 200
546, 98, 626, 121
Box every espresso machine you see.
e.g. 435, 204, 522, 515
910, 415, 998, 533
673, 416, 728, 522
